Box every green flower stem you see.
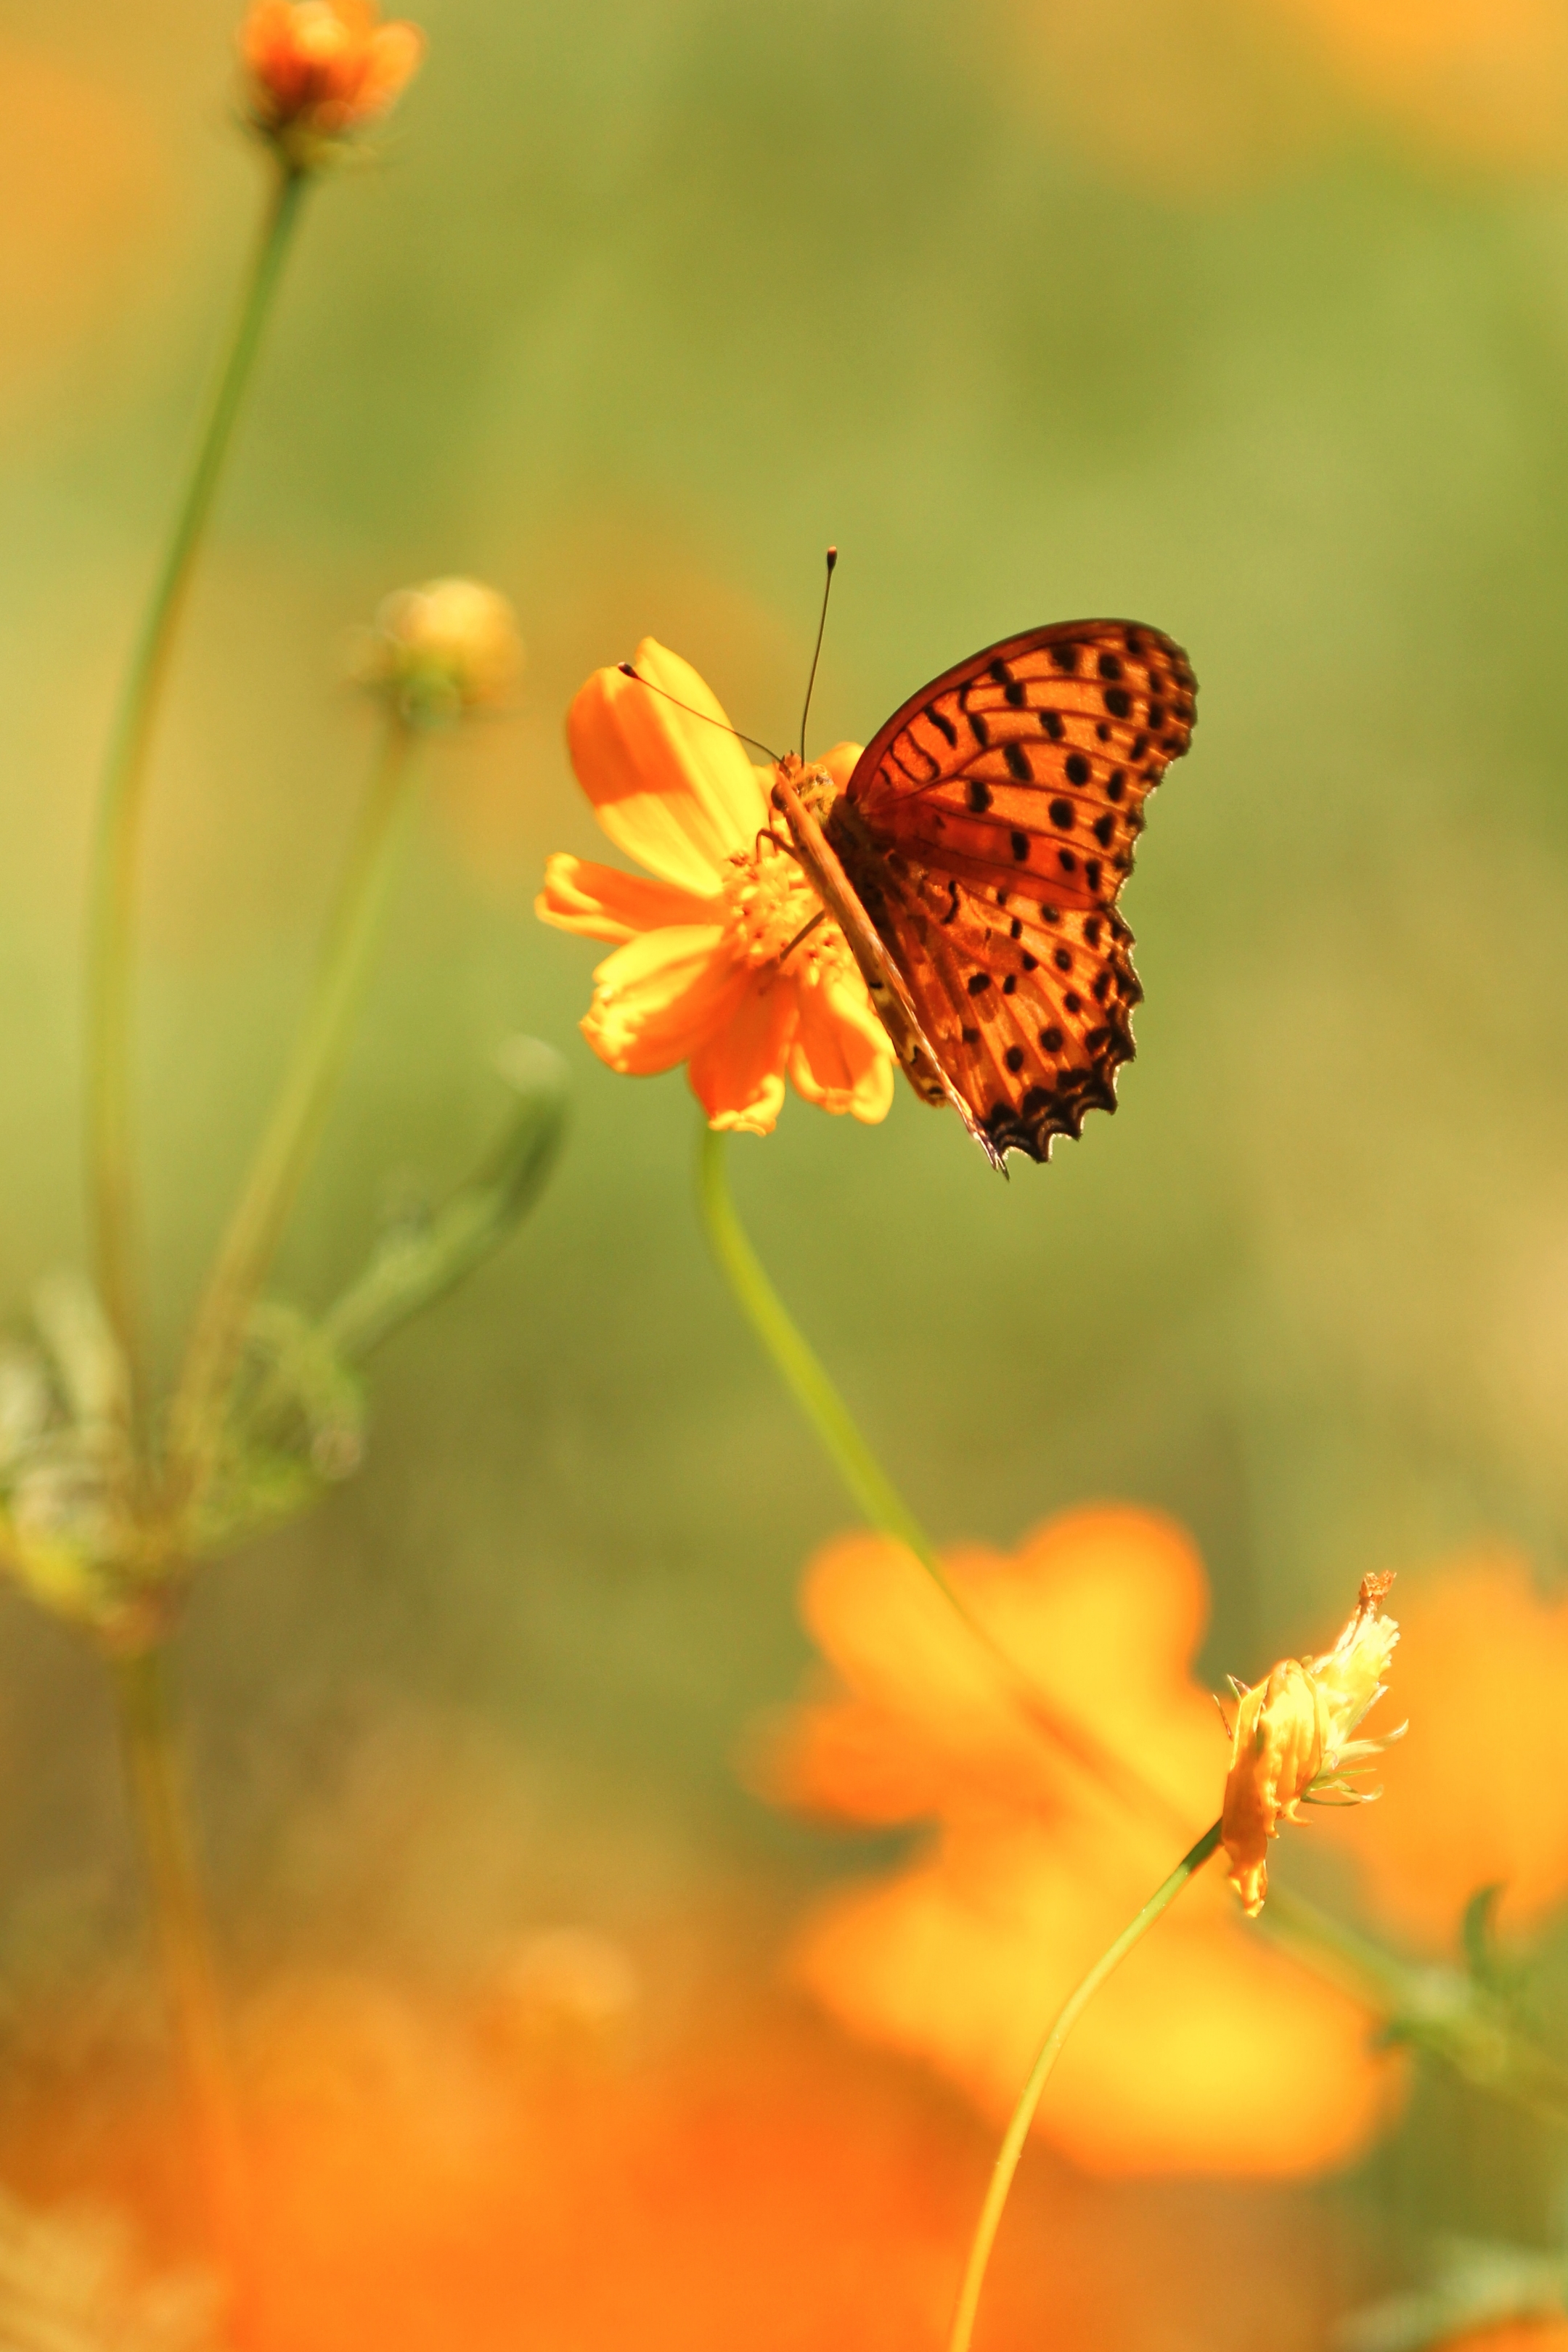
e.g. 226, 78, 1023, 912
696, 1126, 944, 1583
166, 714, 422, 1519
695, 1125, 1193, 1834
86, 156, 309, 1429
945, 1819, 1224, 2352
110, 1645, 255, 2332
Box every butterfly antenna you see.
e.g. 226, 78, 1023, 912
618, 665, 780, 764
799, 544, 838, 760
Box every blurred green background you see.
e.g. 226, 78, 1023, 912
4, 0, 1568, 2211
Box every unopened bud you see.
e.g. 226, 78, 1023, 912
240, 0, 424, 168
353, 578, 523, 727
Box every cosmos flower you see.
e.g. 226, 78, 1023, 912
1221, 1571, 1403, 1918
240, 0, 423, 161
21, 1959, 1281, 2351
1321, 1550, 1568, 1944
538, 640, 894, 1136
754, 1509, 1403, 2176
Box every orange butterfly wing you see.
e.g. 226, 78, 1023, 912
827, 618, 1196, 1161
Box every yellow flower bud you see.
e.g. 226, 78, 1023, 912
355, 578, 523, 727
1221, 1572, 1402, 1916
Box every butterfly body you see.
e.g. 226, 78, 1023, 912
774, 618, 1196, 1167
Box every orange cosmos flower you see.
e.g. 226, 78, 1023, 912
1221, 1571, 1403, 1918
240, 0, 423, 160
1320, 1549, 1568, 1945
538, 640, 895, 1137
14, 1959, 1302, 2352
1440, 2329, 1568, 2352
754, 1510, 1404, 2176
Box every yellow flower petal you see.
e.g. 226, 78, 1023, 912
566, 640, 767, 894
580, 925, 743, 1076
787, 964, 895, 1124
535, 853, 721, 944
687, 976, 797, 1135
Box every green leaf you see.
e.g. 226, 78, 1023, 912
1336, 2237, 1565, 2352
188, 1040, 568, 1556
319, 1035, 568, 1364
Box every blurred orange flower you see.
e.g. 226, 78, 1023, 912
1272, 0, 1568, 175
754, 1509, 1404, 2176
1222, 1571, 1402, 1917
0, 1964, 1334, 2352
240, 0, 423, 158
538, 640, 894, 1136
1000, 0, 1568, 203
1439, 2329, 1568, 2352
1322, 1551, 1568, 1945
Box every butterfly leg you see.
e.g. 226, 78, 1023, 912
753, 822, 800, 864
779, 908, 828, 964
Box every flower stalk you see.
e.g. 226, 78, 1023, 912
165, 711, 423, 1524
86, 153, 310, 1429
695, 1124, 940, 1584
944, 1819, 1224, 2352
110, 1645, 255, 2335
696, 1124, 1200, 1837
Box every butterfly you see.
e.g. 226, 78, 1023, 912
771, 620, 1196, 1170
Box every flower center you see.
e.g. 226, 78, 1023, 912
721, 839, 842, 979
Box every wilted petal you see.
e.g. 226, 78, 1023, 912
1220, 1662, 1324, 1917
1222, 1574, 1400, 1917
536, 853, 721, 944
567, 641, 767, 894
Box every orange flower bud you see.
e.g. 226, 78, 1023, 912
240, 0, 423, 164
1222, 1573, 1402, 1916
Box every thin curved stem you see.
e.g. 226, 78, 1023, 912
696, 1124, 944, 1581
165, 714, 422, 1521
86, 157, 309, 1427
945, 1819, 1223, 2352
111, 1644, 256, 2335
695, 1125, 1191, 1834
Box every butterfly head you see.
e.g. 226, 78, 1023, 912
770, 751, 840, 827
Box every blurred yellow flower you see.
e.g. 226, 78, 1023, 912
356, 577, 523, 727
240, 0, 423, 160
537, 640, 894, 1137
1222, 1570, 1402, 1917
755, 1510, 1403, 2176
